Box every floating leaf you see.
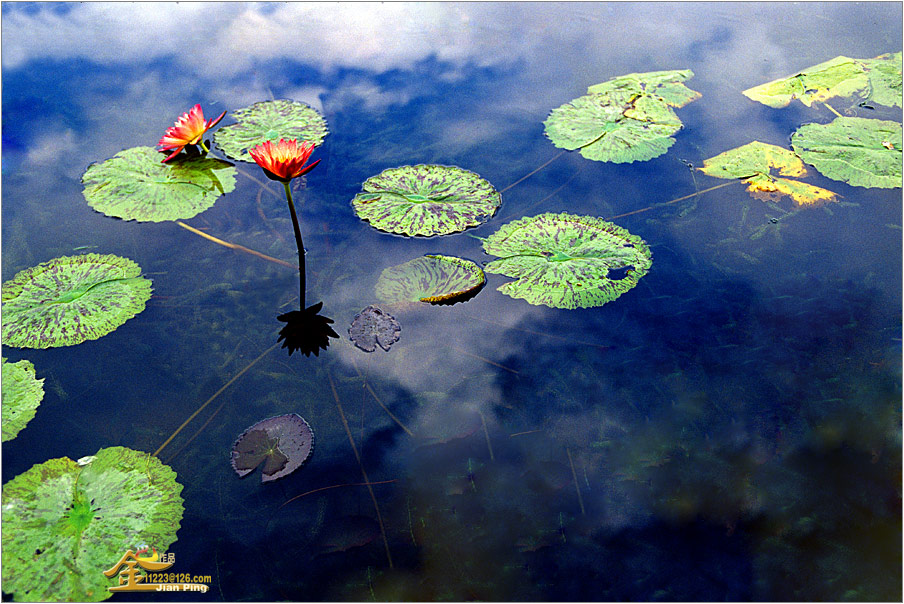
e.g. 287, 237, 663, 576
2, 254, 153, 349
861, 52, 903, 108
545, 69, 699, 163
743, 55, 869, 108
213, 99, 328, 162
348, 306, 401, 352
482, 213, 652, 309
231, 414, 314, 482
375, 255, 486, 305
1, 446, 184, 602
352, 165, 501, 236
790, 117, 903, 188
743, 53, 902, 109
587, 69, 702, 107
81, 146, 236, 222
1, 357, 44, 442
700, 141, 838, 205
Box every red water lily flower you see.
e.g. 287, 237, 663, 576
249, 139, 321, 182
157, 104, 226, 163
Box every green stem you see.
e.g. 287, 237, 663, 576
283, 181, 306, 308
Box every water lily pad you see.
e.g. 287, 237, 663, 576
348, 306, 401, 352
743, 55, 869, 108
213, 99, 329, 162
790, 117, 902, 188
861, 52, 902, 108
1, 446, 184, 602
587, 69, 702, 107
81, 146, 236, 222
352, 165, 501, 236
2, 254, 153, 349
545, 91, 683, 163
700, 141, 838, 205
231, 414, 314, 482
482, 213, 652, 309
743, 53, 902, 109
545, 69, 699, 163
1, 357, 44, 442
375, 255, 486, 305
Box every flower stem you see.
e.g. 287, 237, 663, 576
283, 180, 306, 308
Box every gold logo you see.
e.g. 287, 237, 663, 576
103, 548, 209, 593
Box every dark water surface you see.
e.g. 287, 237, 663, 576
2, 2, 902, 601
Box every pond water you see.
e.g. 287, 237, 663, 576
2, 2, 902, 601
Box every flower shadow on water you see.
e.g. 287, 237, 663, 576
276, 301, 339, 357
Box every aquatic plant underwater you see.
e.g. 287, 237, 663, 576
1, 53, 902, 601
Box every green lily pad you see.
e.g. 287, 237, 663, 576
700, 141, 838, 206
2, 254, 153, 349
352, 165, 501, 236
861, 52, 903, 108
587, 69, 702, 108
375, 255, 486, 305
231, 414, 314, 482
790, 117, 903, 188
482, 213, 652, 309
81, 146, 236, 222
743, 55, 867, 108
213, 99, 329, 162
1, 446, 184, 602
1, 357, 44, 442
544, 90, 684, 163
743, 53, 902, 109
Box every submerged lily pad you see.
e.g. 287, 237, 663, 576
213, 99, 329, 162
1, 446, 184, 602
1, 357, 44, 442
700, 141, 838, 205
2, 254, 153, 349
352, 165, 501, 236
348, 306, 401, 352
81, 146, 236, 222
790, 117, 902, 188
231, 414, 314, 482
375, 255, 486, 305
545, 69, 699, 163
482, 213, 652, 309
743, 52, 902, 109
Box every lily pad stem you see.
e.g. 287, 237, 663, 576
283, 181, 306, 308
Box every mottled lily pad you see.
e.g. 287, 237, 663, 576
352, 165, 501, 236
231, 414, 314, 482
545, 69, 699, 163
213, 99, 329, 162
700, 141, 838, 205
348, 306, 401, 352
375, 255, 486, 305
81, 146, 236, 222
1, 357, 44, 442
790, 117, 902, 188
1, 446, 184, 602
2, 254, 153, 349
482, 213, 652, 309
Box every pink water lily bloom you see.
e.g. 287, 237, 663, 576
157, 104, 226, 163
249, 139, 321, 182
